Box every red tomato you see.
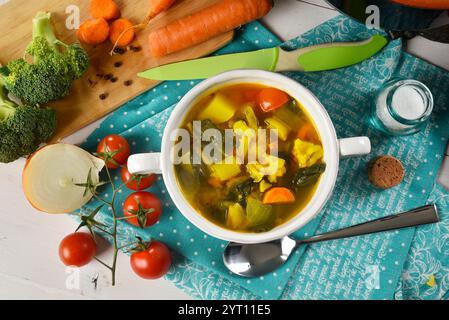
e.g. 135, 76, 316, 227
121, 165, 157, 191
130, 241, 172, 279
257, 88, 290, 112
59, 232, 96, 267
123, 191, 162, 228
97, 134, 130, 169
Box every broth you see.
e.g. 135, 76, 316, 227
174, 83, 325, 233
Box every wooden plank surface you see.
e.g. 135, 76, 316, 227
0, 0, 233, 142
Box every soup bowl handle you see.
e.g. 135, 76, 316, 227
127, 153, 163, 175
338, 137, 371, 158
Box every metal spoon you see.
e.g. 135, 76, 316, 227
223, 204, 439, 277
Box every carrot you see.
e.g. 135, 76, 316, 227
109, 0, 176, 54
243, 89, 261, 102
109, 19, 135, 47
148, 0, 273, 57
391, 0, 449, 9
263, 187, 295, 204
208, 177, 223, 188
147, 0, 177, 21
90, 0, 121, 21
77, 18, 110, 45
297, 123, 318, 143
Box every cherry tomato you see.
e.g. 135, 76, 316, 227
257, 88, 290, 112
123, 191, 162, 228
130, 241, 172, 279
97, 134, 130, 169
121, 165, 157, 191
59, 232, 96, 267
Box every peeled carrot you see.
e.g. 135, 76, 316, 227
263, 187, 295, 204
109, 0, 176, 54
90, 0, 121, 21
148, 0, 273, 57
148, 0, 177, 20
110, 19, 135, 47
77, 18, 110, 45
392, 0, 449, 9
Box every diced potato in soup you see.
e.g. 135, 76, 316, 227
174, 84, 326, 233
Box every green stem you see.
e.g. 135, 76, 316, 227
110, 191, 119, 286
93, 194, 112, 206
105, 166, 115, 191
116, 215, 139, 221
117, 241, 137, 251
104, 164, 119, 286
94, 257, 112, 270
93, 225, 114, 236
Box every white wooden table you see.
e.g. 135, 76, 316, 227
1, 0, 448, 300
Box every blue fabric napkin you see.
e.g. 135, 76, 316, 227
76, 15, 449, 300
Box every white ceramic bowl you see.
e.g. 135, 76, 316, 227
128, 70, 370, 244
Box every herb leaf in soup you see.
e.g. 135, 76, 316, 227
212, 200, 234, 225
194, 119, 227, 163
175, 152, 209, 192
198, 119, 218, 132
227, 178, 254, 205
292, 163, 326, 190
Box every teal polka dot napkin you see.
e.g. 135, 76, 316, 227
77, 16, 449, 300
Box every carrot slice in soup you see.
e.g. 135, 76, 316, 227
297, 123, 319, 143
263, 187, 295, 204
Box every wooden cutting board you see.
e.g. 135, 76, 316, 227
0, 0, 233, 142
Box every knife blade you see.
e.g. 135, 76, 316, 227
138, 34, 387, 81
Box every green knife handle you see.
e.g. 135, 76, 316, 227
292, 34, 388, 72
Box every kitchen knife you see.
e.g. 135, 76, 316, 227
139, 34, 388, 81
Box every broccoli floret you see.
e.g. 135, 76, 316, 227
66, 44, 91, 79
0, 78, 57, 163
0, 11, 89, 105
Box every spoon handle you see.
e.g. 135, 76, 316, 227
298, 204, 439, 245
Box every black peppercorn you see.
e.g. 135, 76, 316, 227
113, 47, 126, 55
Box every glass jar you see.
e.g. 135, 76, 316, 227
369, 79, 434, 136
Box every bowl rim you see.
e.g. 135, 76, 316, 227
161, 70, 339, 244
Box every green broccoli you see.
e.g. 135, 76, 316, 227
0, 11, 89, 105
0, 78, 57, 163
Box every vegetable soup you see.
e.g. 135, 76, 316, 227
174, 83, 326, 233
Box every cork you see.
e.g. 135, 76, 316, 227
368, 155, 405, 189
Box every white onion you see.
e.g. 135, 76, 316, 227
22, 144, 105, 214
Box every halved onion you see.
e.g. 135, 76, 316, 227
23, 144, 105, 214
